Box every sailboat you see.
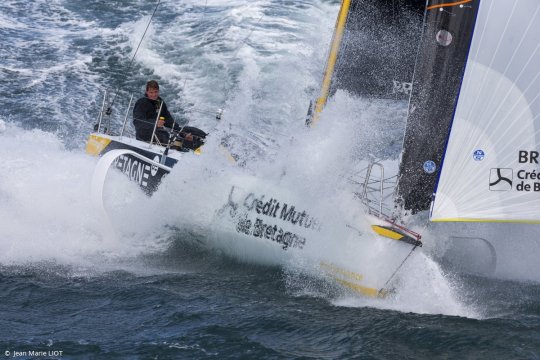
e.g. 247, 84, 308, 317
87, 0, 427, 297
88, 0, 540, 296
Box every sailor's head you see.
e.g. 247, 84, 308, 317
146, 80, 160, 101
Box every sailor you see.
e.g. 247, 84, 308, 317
133, 80, 206, 149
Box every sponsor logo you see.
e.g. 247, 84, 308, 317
518, 150, 539, 164
473, 149, 485, 161
513, 151, 540, 192
114, 154, 153, 187
436, 29, 453, 46
516, 169, 540, 192
218, 186, 321, 250
484, 152, 540, 192
423, 160, 436, 174
489, 168, 513, 191
151, 155, 160, 176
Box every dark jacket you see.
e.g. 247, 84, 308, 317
133, 95, 180, 142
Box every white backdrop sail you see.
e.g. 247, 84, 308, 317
431, 0, 540, 222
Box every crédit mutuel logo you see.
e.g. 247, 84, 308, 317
488, 151, 540, 192
489, 168, 513, 191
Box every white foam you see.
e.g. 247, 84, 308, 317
329, 252, 481, 318
128, 0, 334, 148
99, 86, 476, 317
0, 123, 170, 267
0, 14, 28, 30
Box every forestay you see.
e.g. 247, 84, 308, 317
431, 1, 540, 222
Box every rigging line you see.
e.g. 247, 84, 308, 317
379, 244, 418, 295
178, 0, 209, 108
106, 0, 161, 115
179, 4, 262, 124
217, 12, 265, 109
191, 109, 221, 116
230, 14, 265, 59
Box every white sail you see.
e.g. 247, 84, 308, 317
431, 1, 540, 222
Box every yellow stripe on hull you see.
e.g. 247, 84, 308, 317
432, 218, 540, 224
320, 261, 385, 298
320, 261, 363, 281
86, 134, 112, 156
334, 278, 385, 298
219, 144, 237, 164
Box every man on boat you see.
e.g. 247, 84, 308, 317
133, 80, 205, 150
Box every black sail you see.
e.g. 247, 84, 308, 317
308, 0, 426, 125
329, 0, 425, 100
396, 0, 481, 214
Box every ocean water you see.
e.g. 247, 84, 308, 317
0, 0, 539, 359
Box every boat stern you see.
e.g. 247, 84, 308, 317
86, 133, 112, 156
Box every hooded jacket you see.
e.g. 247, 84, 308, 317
132, 95, 180, 142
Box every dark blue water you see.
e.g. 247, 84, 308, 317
2, 240, 540, 359
1, 1, 540, 359
1, 243, 540, 359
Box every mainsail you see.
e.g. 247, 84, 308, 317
308, 0, 425, 125
430, 0, 540, 222
398, 0, 540, 222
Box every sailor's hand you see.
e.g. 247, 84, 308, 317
157, 118, 165, 128
184, 133, 193, 141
